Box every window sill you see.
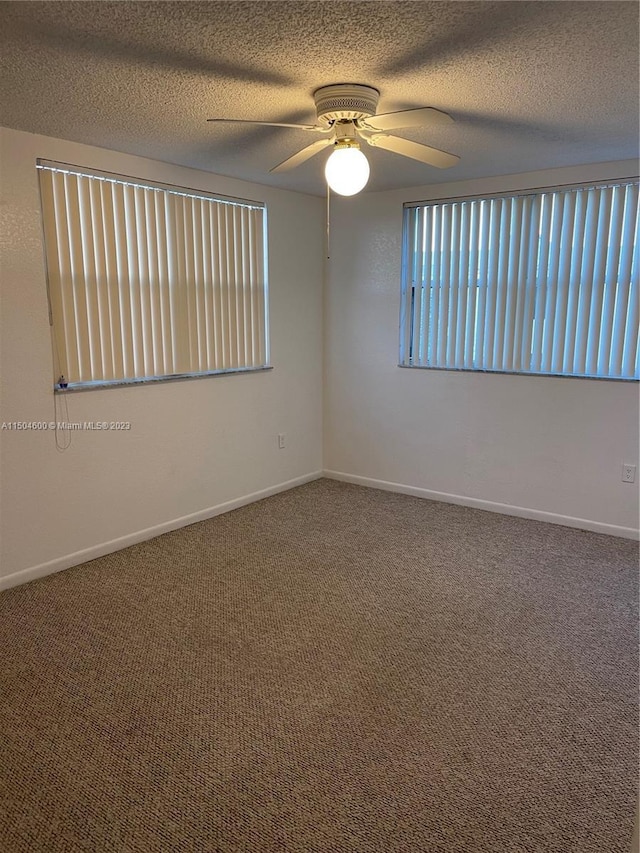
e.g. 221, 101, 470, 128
397, 364, 637, 382
54, 365, 273, 393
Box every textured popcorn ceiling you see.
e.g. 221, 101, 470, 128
0, 1, 638, 195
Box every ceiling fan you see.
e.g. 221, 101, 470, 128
207, 84, 459, 196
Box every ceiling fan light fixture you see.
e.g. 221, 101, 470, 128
324, 143, 370, 196
209, 81, 459, 186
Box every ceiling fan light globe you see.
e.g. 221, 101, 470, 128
324, 147, 370, 196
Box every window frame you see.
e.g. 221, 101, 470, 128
37, 159, 271, 393
399, 177, 639, 382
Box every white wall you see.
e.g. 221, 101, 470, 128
324, 161, 640, 537
0, 127, 324, 586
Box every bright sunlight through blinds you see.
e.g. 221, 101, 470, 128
400, 181, 639, 379
38, 161, 268, 388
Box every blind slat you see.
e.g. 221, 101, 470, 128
219, 205, 232, 369
438, 206, 452, 367
201, 202, 215, 371
530, 194, 553, 373
111, 182, 135, 378
233, 205, 246, 367
51, 171, 79, 381
620, 188, 639, 378
126, 188, 152, 376
399, 208, 414, 364
152, 190, 173, 376
464, 201, 480, 369
134, 187, 154, 376
412, 207, 425, 364
211, 204, 225, 370
483, 199, 501, 369
429, 206, 442, 366
455, 202, 471, 369
447, 204, 460, 366
611, 184, 639, 376
518, 194, 541, 372
563, 189, 589, 374
65, 174, 93, 382
98, 182, 123, 380
257, 209, 268, 365
595, 186, 624, 376
584, 189, 613, 375
39, 171, 71, 381
87, 179, 111, 380
77, 176, 102, 379
190, 198, 206, 371
540, 193, 565, 373
502, 197, 524, 370
492, 199, 511, 370
122, 185, 144, 376
240, 208, 252, 368
143, 188, 163, 377
550, 190, 577, 373
572, 188, 599, 374
474, 200, 490, 369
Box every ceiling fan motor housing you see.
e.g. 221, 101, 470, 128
314, 84, 380, 127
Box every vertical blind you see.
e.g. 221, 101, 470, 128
400, 181, 639, 379
38, 161, 268, 387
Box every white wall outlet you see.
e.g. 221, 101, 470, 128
278, 433, 286, 449
621, 464, 636, 483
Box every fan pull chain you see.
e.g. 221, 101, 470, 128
326, 181, 331, 259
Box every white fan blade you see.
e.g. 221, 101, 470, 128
270, 138, 334, 173
360, 107, 453, 132
367, 134, 459, 169
207, 118, 327, 132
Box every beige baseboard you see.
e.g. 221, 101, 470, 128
323, 470, 640, 541
0, 471, 323, 591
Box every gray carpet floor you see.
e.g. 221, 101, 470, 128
0, 478, 637, 852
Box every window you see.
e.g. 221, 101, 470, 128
400, 180, 639, 380
38, 160, 269, 390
